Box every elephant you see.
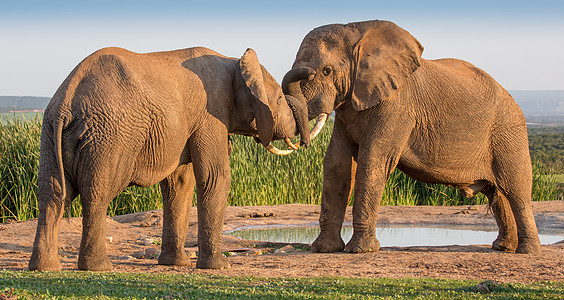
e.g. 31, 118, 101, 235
282, 20, 541, 255
29, 46, 311, 271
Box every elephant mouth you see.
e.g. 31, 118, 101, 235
262, 113, 328, 156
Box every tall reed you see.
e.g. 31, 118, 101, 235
0, 115, 42, 221
227, 121, 330, 206
0, 115, 560, 223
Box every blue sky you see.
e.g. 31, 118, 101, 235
1, 0, 563, 96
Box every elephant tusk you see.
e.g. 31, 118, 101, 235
284, 138, 299, 150
264, 143, 294, 156
284, 113, 329, 150
310, 113, 328, 140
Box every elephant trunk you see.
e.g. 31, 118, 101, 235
282, 67, 316, 103
282, 67, 327, 146
285, 95, 311, 147
264, 93, 319, 153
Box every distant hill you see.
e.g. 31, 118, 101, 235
0, 96, 50, 113
509, 90, 564, 116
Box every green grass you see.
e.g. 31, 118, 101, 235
227, 124, 330, 206
0, 115, 42, 221
1, 115, 561, 223
553, 174, 564, 183
1, 271, 562, 299
0, 112, 44, 123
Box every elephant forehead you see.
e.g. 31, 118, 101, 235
295, 43, 321, 62
295, 43, 344, 66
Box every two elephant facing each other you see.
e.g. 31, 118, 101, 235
30, 19, 542, 273
29, 47, 312, 271
282, 20, 541, 255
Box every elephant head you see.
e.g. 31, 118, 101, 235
238, 49, 310, 154
282, 20, 424, 142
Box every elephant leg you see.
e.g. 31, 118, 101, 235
77, 189, 115, 271
312, 118, 357, 253
502, 190, 541, 254
158, 163, 195, 266
501, 188, 541, 254
494, 155, 541, 254
484, 186, 518, 252
345, 173, 385, 253
190, 128, 231, 269
29, 168, 77, 271
345, 151, 398, 253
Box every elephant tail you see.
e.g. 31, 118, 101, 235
54, 116, 66, 203
49, 61, 82, 205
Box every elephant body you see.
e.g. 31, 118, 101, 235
283, 20, 541, 255
385, 58, 527, 190
30, 46, 303, 271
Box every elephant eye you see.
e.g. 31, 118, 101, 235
322, 66, 332, 76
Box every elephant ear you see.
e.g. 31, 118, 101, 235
239, 48, 274, 146
351, 22, 424, 111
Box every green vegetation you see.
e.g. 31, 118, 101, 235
1, 115, 561, 223
1, 271, 562, 299
527, 129, 564, 198
527, 126, 564, 135
554, 174, 564, 184
0, 112, 44, 123
528, 132, 564, 173
0, 116, 42, 222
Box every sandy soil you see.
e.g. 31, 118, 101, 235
1, 201, 562, 283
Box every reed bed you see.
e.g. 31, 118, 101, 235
1, 116, 559, 222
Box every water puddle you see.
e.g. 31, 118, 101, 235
225, 225, 563, 247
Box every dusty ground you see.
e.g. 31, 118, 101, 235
1, 201, 563, 283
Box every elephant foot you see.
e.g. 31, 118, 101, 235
344, 233, 380, 253
158, 250, 192, 266
515, 237, 542, 255
28, 253, 63, 271
492, 235, 518, 253
196, 252, 230, 269
78, 254, 113, 271
311, 234, 345, 253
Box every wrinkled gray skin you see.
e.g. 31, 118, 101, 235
283, 20, 541, 255
29, 47, 309, 271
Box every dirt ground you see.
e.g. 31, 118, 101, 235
1, 201, 563, 283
